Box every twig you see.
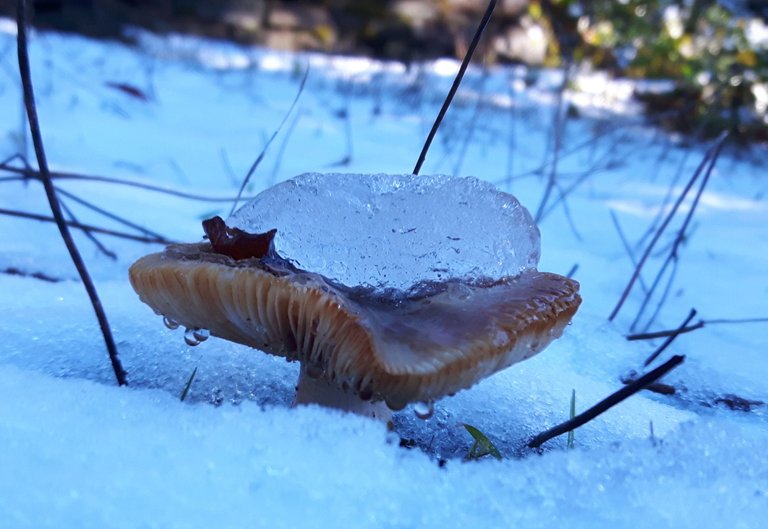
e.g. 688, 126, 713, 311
60, 199, 117, 260
270, 108, 303, 182
0, 208, 175, 244
643, 309, 697, 367
328, 80, 354, 168
630, 252, 678, 331
609, 210, 648, 294
2, 266, 64, 282
627, 317, 768, 341
453, 70, 488, 176
55, 186, 169, 240
527, 355, 686, 449
229, 64, 309, 216
16, 0, 127, 385
0, 165, 254, 202
629, 134, 725, 331
412, 0, 497, 175
608, 132, 728, 322
534, 63, 571, 222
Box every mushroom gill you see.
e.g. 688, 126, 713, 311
129, 240, 580, 414
129, 172, 581, 418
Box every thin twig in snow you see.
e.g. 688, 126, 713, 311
0, 208, 174, 244
627, 316, 768, 341
608, 132, 728, 322
55, 186, 170, 241
229, 65, 309, 216
527, 355, 686, 449
534, 63, 572, 223
629, 135, 726, 331
412, 0, 497, 175
609, 210, 649, 295
16, 0, 127, 385
59, 199, 117, 260
0, 165, 256, 202
643, 309, 697, 367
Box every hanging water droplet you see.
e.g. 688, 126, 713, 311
184, 328, 200, 346
193, 328, 210, 343
385, 397, 407, 412
163, 316, 179, 330
358, 387, 373, 401
413, 400, 434, 420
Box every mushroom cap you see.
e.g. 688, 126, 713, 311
129, 242, 580, 409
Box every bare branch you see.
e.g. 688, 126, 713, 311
16, 0, 127, 385
527, 355, 685, 449
412, 0, 497, 175
229, 65, 309, 216
608, 132, 728, 322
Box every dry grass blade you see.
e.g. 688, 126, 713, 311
608, 132, 728, 322
627, 316, 768, 341
0, 165, 253, 202
412, 0, 497, 175
643, 309, 697, 367
0, 207, 175, 244
229, 65, 309, 216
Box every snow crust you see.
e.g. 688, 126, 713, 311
229, 172, 540, 289
0, 23, 766, 529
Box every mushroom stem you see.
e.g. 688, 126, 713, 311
293, 365, 393, 422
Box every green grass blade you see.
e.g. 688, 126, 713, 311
180, 366, 198, 402
567, 389, 576, 449
463, 423, 502, 460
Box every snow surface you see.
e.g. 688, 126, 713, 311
0, 24, 767, 528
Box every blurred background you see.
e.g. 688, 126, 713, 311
1, 0, 767, 142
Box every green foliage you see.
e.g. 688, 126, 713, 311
547, 0, 768, 141
463, 423, 502, 461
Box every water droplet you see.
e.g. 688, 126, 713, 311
358, 387, 373, 401
413, 401, 434, 420
385, 397, 407, 412
184, 328, 200, 346
163, 316, 179, 330
193, 328, 210, 343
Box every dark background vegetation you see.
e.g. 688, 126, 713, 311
2, 0, 767, 141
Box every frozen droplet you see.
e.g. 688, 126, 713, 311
184, 328, 200, 346
413, 400, 434, 420
163, 316, 179, 330
385, 397, 407, 412
228, 173, 540, 290
193, 328, 210, 343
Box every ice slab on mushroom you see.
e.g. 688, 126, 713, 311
229, 173, 541, 291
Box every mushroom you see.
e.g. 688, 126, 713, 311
129, 173, 581, 420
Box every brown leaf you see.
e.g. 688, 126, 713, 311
202, 216, 277, 260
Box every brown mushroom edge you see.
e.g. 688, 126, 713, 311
129, 242, 581, 420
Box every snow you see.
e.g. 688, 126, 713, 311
0, 24, 767, 528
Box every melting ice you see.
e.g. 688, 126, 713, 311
229, 173, 541, 290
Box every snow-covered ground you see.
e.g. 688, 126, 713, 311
0, 22, 767, 528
